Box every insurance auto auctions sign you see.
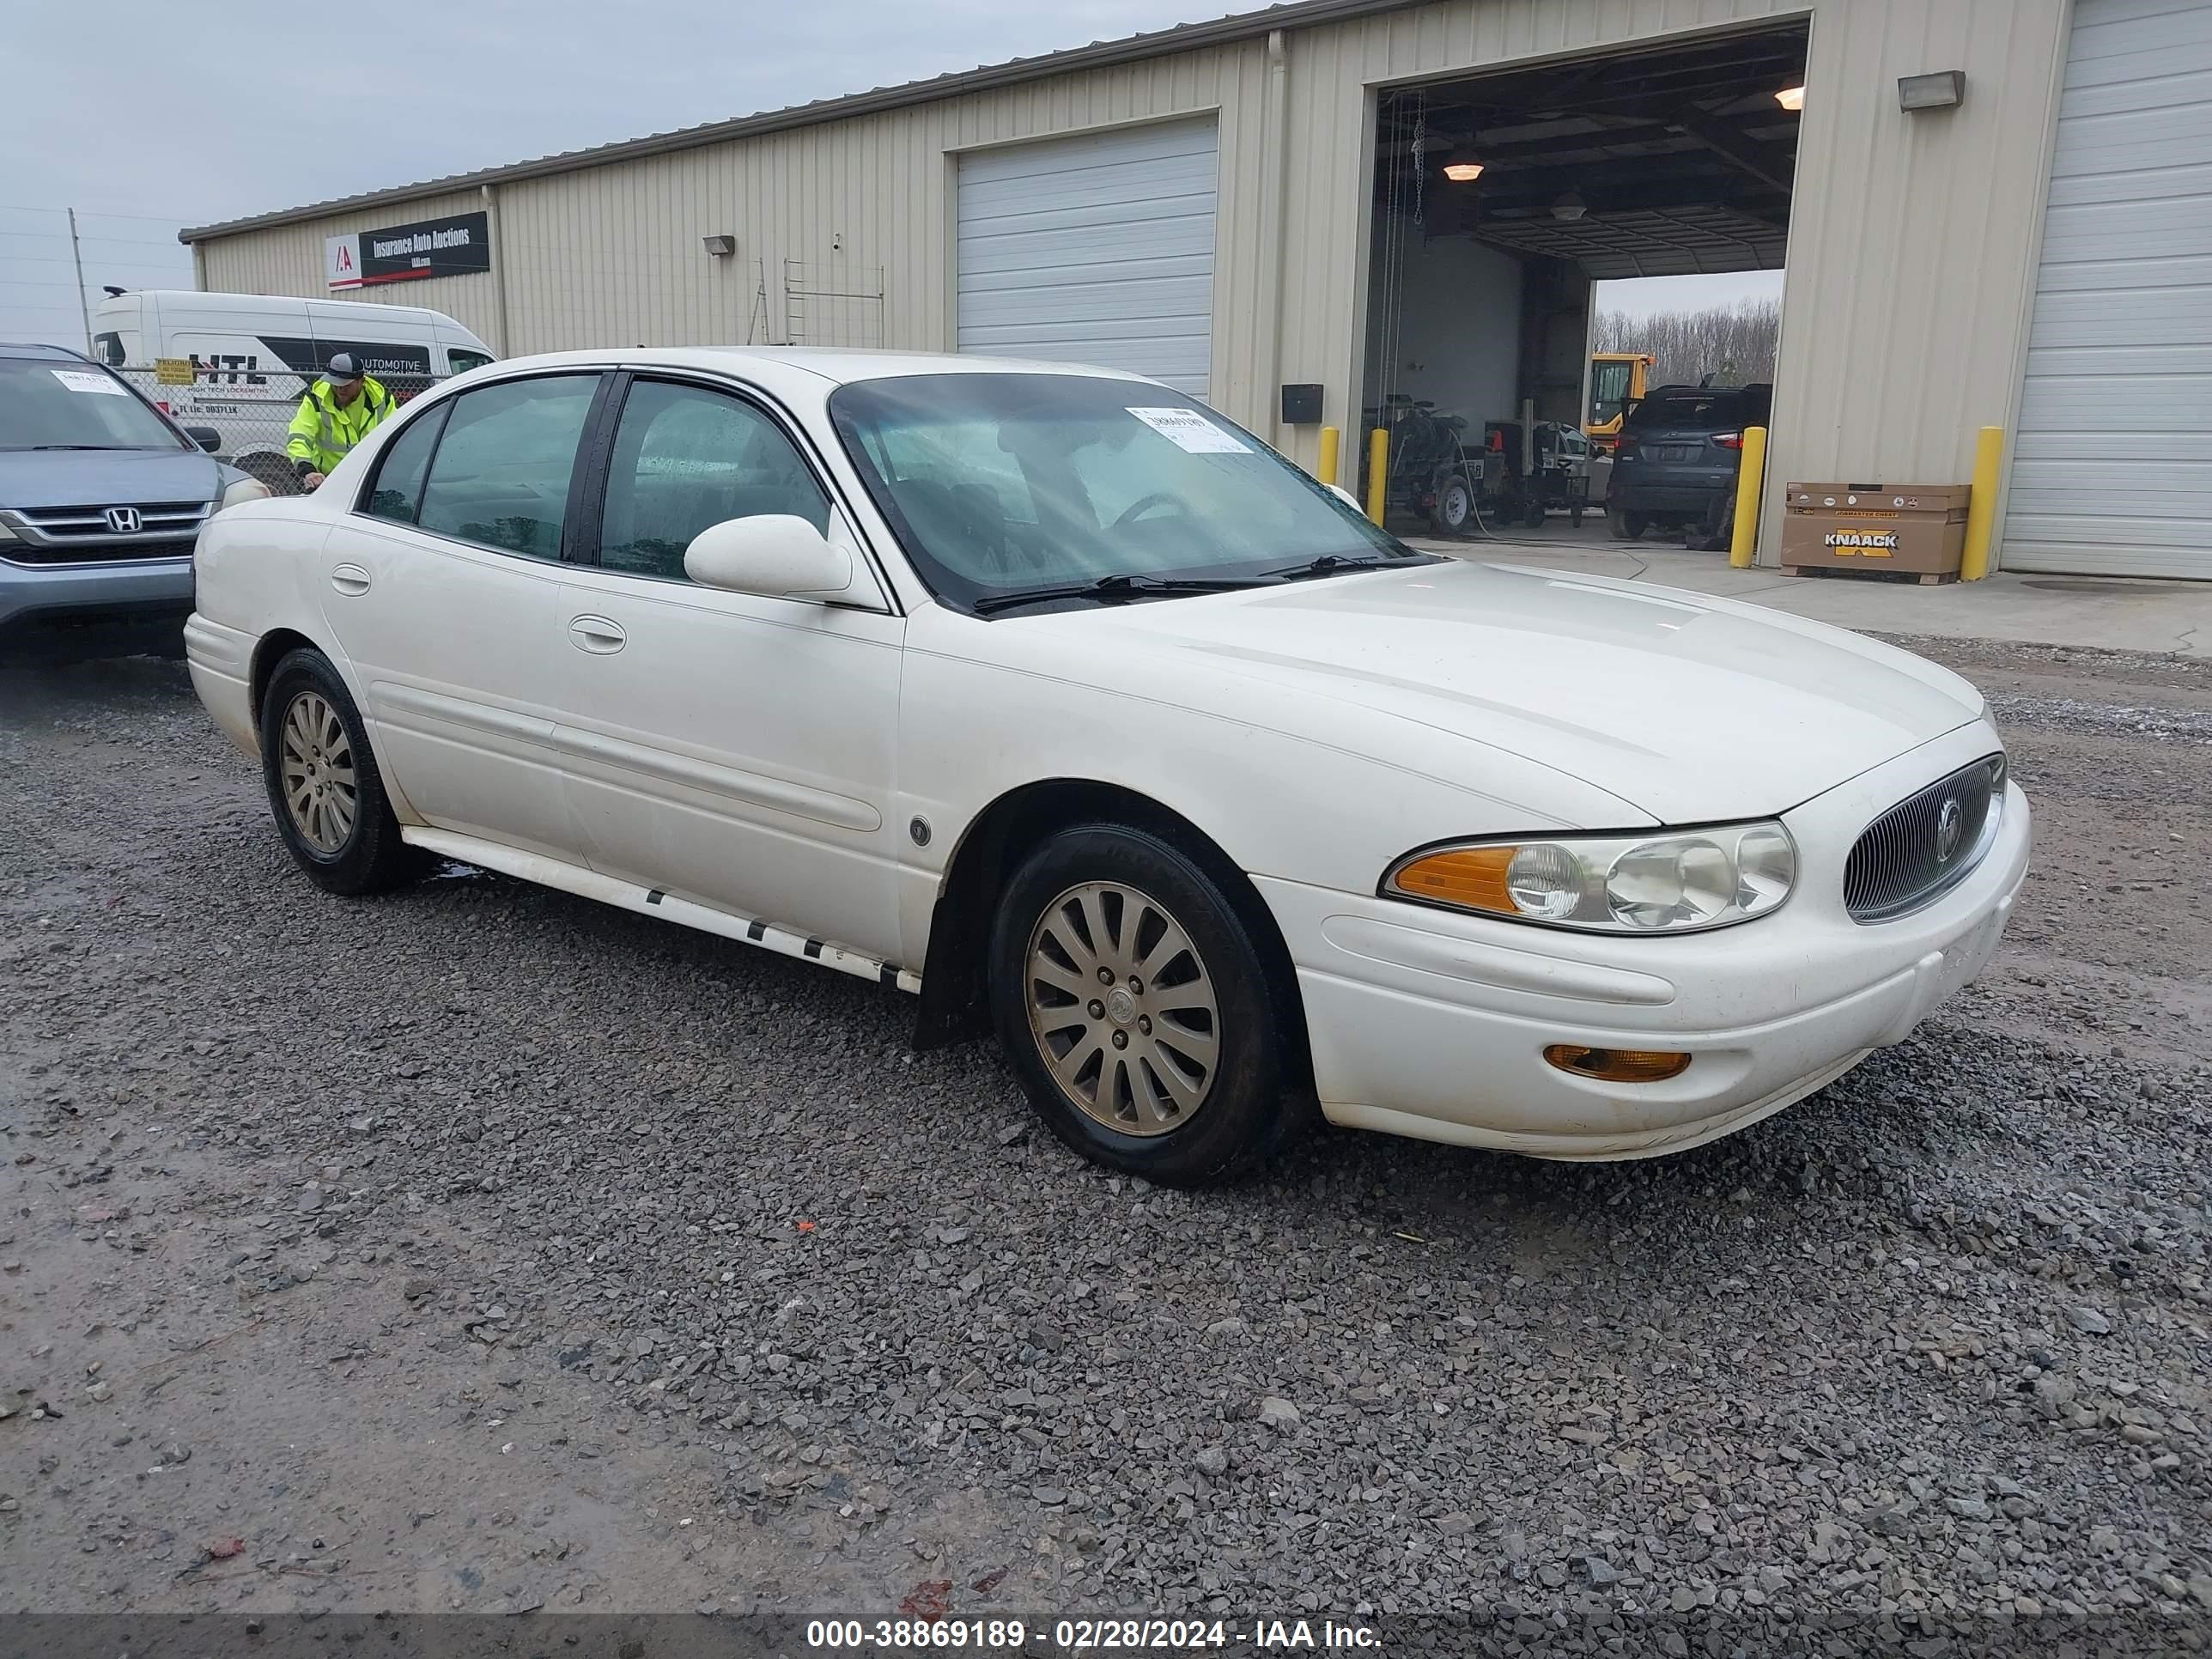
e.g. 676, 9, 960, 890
325, 210, 490, 290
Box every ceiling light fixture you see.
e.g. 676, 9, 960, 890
1551, 192, 1587, 222
1442, 155, 1485, 183
1774, 84, 1806, 112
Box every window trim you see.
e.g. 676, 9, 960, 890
572, 368, 898, 615
345, 368, 612, 565
356, 394, 452, 526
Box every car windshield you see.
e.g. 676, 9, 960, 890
0, 356, 185, 451
829, 373, 1422, 611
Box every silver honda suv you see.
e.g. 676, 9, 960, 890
0, 343, 264, 659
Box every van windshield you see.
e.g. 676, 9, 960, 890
0, 357, 186, 451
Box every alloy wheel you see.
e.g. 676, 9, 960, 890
1024, 880, 1220, 1136
278, 690, 358, 853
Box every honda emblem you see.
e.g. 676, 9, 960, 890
103, 506, 143, 534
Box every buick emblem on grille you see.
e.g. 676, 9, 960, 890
1935, 794, 1964, 862
103, 506, 143, 534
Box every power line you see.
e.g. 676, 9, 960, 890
0, 204, 196, 223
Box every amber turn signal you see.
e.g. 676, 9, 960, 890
1542, 1044, 1692, 1083
1386, 844, 1517, 913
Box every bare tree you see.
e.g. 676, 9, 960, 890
1594, 297, 1783, 388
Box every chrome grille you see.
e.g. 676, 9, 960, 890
1844, 754, 2006, 922
9, 501, 211, 539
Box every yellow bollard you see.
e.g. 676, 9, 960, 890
1960, 425, 2004, 581
1728, 425, 1768, 568
1365, 428, 1389, 526
1317, 425, 1340, 488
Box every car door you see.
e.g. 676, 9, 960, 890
538, 373, 907, 963
322, 370, 608, 857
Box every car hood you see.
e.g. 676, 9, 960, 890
0, 447, 228, 508
1070, 558, 1985, 823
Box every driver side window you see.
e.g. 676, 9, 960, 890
596, 381, 831, 582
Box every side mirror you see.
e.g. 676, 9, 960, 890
184, 425, 222, 453
683, 514, 854, 601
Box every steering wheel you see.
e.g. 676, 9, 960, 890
1111, 491, 1188, 530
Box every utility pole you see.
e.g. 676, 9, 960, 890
65, 208, 93, 352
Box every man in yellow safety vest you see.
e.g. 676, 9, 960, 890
286, 353, 394, 490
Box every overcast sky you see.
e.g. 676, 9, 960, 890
1, 0, 1779, 347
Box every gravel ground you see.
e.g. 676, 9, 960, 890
2, 636, 2209, 1652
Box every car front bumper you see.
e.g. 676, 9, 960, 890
1260, 724, 2031, 1160
0, 553, 196, 659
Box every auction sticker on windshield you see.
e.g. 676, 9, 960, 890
52, 369, 131, 397
1128, 406, 1250, 454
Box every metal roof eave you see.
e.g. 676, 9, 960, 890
179, 0, 1425, 245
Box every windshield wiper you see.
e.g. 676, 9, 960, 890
972, 573, 1268, 617
1260, 552, 1419, 581
25, 443, 138, 452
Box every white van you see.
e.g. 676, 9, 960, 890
89, 291, 496, 489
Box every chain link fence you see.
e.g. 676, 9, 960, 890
112, 366, 449, 494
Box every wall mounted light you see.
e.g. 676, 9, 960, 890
1898, 70, 1966, 112
1551, 191, 1587, 222
1774, 84, 1806, 112
1441, 155, 1485, 183
701, 234, 737, 257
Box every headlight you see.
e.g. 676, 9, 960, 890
218, 478, 273, 512
1383, 822, 1796, 934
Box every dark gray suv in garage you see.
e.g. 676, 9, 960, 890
0, 343, 264, 659
1605, 381, 1771, 551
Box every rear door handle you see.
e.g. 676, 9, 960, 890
330, 563, 371, 597
568, 615, 626, 654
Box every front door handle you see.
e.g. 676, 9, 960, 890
568, 615, 626, 654
330, 563, 372, 597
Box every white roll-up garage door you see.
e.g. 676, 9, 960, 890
956, 118, 1218, 398
2004, 0, 2212, 577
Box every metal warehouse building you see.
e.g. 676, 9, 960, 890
181, 0, 2212, 578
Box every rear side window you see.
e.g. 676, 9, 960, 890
362, 400, 450, 525
415, 374, 599, 560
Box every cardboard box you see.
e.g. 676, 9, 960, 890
1782, 483, 1971, 576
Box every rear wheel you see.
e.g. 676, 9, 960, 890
989, 824, 1292, 1186
259, 648, 416, 895
1699, 495, 1736, 553
1607, 507, 1648, 540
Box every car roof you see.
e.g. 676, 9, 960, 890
470, 344, 1158, 389
0, 342, 94, 362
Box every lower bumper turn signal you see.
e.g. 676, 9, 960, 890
1543, 1044, 1692, 1082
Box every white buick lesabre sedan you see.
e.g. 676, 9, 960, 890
185, 348, 2029, 1185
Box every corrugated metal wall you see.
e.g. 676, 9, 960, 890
197, 0, 2076, 568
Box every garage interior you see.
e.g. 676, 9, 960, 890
1362, 21, 1808, 541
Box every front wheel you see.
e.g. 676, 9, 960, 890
259, 648, 418, 896
1607, 507, 1648, 540
989, 824, 1293, 1186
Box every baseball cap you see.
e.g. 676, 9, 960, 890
322, 352, 364, 384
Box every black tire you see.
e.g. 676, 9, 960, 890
1569, 503, 1585, 528
258, 647, 417, 896
1429, 475, 1474, 537
1523, 501, 1548, 529
1698, 495, 1736, 553
238, 451, 303, 497
1607, 507, 1648, 540
989, 823, 1295, 1186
